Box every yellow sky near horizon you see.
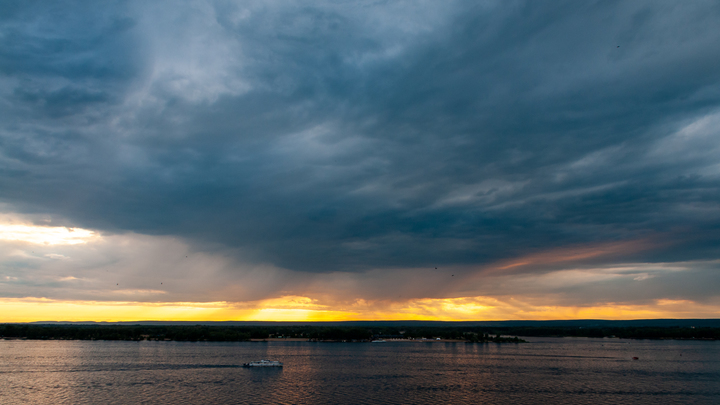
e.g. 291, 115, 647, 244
2, 295, 718, 323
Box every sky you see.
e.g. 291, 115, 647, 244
1, 0, 720, 321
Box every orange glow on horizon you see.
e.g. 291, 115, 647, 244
1, 295, 717, 323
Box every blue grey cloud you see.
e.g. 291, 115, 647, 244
1, 0, 719, 279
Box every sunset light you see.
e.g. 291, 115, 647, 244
2, 295, 717, 323
0, 223, 97, 245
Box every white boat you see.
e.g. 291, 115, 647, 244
243, 359, 283, 367
371, 339, 386, 343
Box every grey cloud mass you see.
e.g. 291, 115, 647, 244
1, 0, 720, 286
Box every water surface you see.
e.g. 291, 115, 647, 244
1, 337, 718, 404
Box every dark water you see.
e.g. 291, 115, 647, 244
1, 337, 719, 404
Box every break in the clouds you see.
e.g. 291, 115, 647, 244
1, 0, 720, 317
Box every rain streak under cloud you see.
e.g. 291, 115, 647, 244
1, 0, 720, 321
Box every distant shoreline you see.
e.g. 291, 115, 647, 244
1, 324, 718, 342
250, 338, 524, 343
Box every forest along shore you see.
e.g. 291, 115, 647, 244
0, 324, 524, 343
1, 324, 718, 342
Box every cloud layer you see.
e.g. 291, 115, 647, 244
1, 1, 720, 317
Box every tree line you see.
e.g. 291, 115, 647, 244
0, 324, 717, 342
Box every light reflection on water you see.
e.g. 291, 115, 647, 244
1, 337, 719, 404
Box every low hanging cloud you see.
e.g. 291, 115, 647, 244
1, 1, 720, 317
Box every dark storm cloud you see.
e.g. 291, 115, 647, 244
1, 0, 720, 273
